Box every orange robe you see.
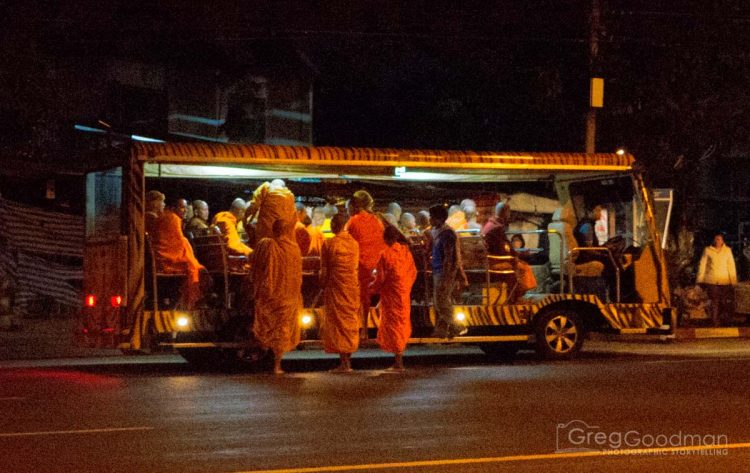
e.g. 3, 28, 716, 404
346, 211, 386, 323
295, 221, 311, 255
320, 231, 360, 354
212, 211, 253, 256
247, 182, 297, 242
251, 235, 302, 354
374, 242, 417, 354
306, 225, 325, 257
146, 210, 205, 307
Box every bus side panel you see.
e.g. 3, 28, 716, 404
124, 154, 145, 349
78, 237, 127, 348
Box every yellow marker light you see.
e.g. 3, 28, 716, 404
176, 316, 190, 328
301, 314, 313, 327
455, 312, 466, 322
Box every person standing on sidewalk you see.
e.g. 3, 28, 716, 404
696, 231, 737, 327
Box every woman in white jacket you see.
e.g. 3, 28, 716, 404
696, 232, 737, 326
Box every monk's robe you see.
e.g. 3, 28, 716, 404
446, 210, 467, 231
251, 235, 302, 355
247, 182, 297, 242
212, 211, 253, 256
147, 209, 205, 307
295, 221, 311, 255
320, 231, 360, 354
306, 225, 325, 257
346, 212, 386, 323
374, 242, 417, 354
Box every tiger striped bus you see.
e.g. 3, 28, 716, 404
78, 142, 674, 366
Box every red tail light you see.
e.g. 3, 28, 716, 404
110, 295, 123, 308
85, 295, 96, 307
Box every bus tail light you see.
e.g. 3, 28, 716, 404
110, 295, 123, 308
85, 295, 96, 308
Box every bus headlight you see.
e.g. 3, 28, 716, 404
454, 311, 467, 323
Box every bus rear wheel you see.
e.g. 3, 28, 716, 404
534, 309, 584, 359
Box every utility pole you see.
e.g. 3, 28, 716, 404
585, 0, 602, 153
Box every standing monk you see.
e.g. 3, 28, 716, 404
346, 190, 386, 340
373, 225, 417, 371
212, 198, 253, 257
145, 191, 205, 308
244, 179, 297, 243
252, 220, 303, 374
320, 214, 360, 372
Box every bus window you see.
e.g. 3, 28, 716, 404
85, 167, 122, 238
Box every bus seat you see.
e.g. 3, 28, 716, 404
144, 233, 186, 311
547, 207, 604, 279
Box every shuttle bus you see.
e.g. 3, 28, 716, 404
78, 142, 674, 366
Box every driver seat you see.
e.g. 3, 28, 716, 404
547, 207, 604, 284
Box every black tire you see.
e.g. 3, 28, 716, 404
534, 309, 584, 359
479, 343, 522, 360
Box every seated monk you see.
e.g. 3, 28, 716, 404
145, 191, 206, 308
212, 198, 253, 257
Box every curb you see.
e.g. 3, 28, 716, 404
674, 327, 750, 340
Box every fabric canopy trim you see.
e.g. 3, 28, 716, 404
133, 143, 634, 171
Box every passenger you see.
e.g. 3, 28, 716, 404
382, 212, 399, 228
416, 210, 431, 233
511, 233, 526, 251
320, 214, 361, 372
399, 212, 419, 236
251, 219, 302, 375
461, 199, 481, 232
302, 204, 325, 257
212, 198, 253, 257
429, 204, 468, 338
385, 202, 402, 223
186, 200, 210, 233
145, 191, 206, 308
372, 225, 417, 371
481, 200, 511, 237
484, 203, 537, 302
446, 204, 467, 231
292, 203, 311, 256
321, 201, 339, 238
697, 231, 737, 327
170, 198, 190, 229
346, 190, 387, 340
245, 179, 297, 243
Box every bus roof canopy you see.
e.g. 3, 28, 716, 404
134, 142, 635, 182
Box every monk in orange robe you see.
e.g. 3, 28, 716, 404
251, 219, 302, 374
345, 190, 386, 339
306, 224, 325, 257
373, 225, 417, 371
145, 191, 205, 308
320, 214, 360, 372
212, 198, 253, 257
245, 179, 297, 243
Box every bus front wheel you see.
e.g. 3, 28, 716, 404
534, 309, 584, 359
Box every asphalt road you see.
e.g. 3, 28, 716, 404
1, 340, 749, 472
